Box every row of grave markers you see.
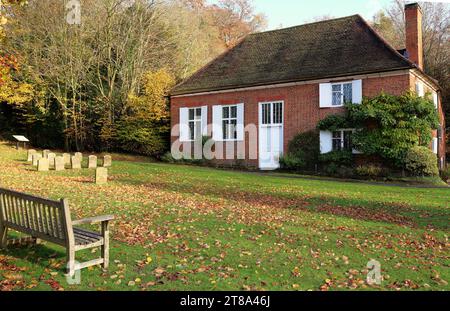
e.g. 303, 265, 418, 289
27, 149, 111, 184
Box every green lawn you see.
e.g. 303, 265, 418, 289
0, 142, 448, 291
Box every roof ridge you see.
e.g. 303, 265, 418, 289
249, 14, 361, 36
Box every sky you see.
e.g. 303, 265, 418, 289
251, 0, 393, 30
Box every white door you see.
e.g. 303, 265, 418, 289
259, 101, 284, 170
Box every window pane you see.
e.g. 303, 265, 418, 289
231, 119, 237, 139
189, 121, 195, 140
223, 120, 228, 139
343, 131, 352, 150
332, 139, 341, 151
231, 106, 237, 118
332, 92, 341, 106
189, 109, 194, 121
196, 108, 202, 117
262, 104, 271, 124
332, 84, 341, 92
273, 102, 282, 124
332, 131, 341, 151
223, 107, 229, 119
343, 83, 352, 103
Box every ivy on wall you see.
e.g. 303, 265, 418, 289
317, 92, 439, 167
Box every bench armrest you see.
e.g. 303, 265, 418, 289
72, 215, 114, 226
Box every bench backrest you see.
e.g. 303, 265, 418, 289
0, 188, 73, 247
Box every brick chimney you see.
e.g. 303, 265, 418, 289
405, 3, 423, 70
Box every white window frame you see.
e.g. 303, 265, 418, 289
187, 107, 203, 141
221, 104, 238, 141
331, 129, 354, 151
331, 81, 353, 107
415, 81, 424, 97
259, 101, 284, 126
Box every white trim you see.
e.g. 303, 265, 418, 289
183, 106, 205, 142
258, 101, 284, 170
172, 70, 410, 98
221, 104, 239, 142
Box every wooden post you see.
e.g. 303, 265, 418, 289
0, 225, 8, 249
101, 221, 109, 269
61, 199, 76, 276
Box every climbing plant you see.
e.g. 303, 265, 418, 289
318, 92, 439, 167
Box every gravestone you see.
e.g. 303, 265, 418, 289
95, 167, 108, 185
42, 149, 50, 158
103, 155, 112, 167
54, 156, 65, 171
63, 153, 71, 165
37, 158, 49, 171
88, 155, 97, 169
47, 153, 56, 166
75, 152, 82, 159
71, 156, 81, 169
27, 149, 36, 162
32, 154, 42, 166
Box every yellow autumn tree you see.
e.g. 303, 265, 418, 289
113, 69, 175, 156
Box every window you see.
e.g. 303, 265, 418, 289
222, 105, 237, 140
188, 107, 202, 141
332, 82, 352, 106
261, 102, 283, 124
332, 130, 353, 151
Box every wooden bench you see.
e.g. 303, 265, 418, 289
0, 187, 114, 276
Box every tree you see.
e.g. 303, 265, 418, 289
208, 0, 267, 48
371, 0, 450, 143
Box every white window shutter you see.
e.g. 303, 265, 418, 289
417, 82, 424, 97
201, 106, 208, 136
433, 92, 438, 109
352, 79, 362, 104
236, 103, 245, 141
179, 107, 189, 142
319, 83, 332, 108
320, 130, 332, 154
212, 105, 223, 141
432, 137, 438, 154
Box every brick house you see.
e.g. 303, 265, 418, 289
170, 3, 445, 170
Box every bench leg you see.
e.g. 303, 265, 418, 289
66, 248, 76, 277
101, 222, 109, 269
0, 226, 7, 249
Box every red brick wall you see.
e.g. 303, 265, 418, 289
171, 73, 413, 167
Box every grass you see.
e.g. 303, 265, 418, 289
0, 142, 448, 291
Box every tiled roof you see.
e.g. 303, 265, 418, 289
171, 15, 415, 96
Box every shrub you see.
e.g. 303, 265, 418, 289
161, 151, 176, 163
404, 146, 439, 176
279, 154, 305, 170
319, 150, 353, 166
283, 130, 319, 170
324, 163, 339, 176
355, 164, 383, 178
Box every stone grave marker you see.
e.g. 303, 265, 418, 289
95, 167, 108, 185
37, 158, 49, 171
63, 153, 71, 165
42, 149, 50, 158
103, 155, 112, 167
47, 153, 56, 166
27, 149, 36, 162
54, 156, 65, 171
32, 154, 42, 166
71, 156, 81, 169
88, 155, 97, 169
